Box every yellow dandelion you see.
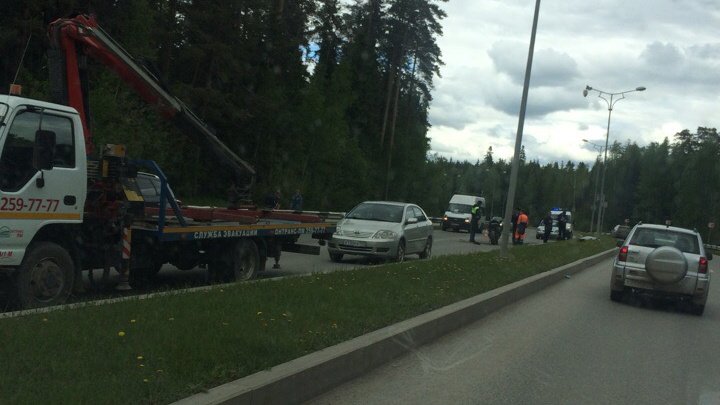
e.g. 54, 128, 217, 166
118, 331, 126, 337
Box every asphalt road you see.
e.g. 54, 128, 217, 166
0, 228, 543, 310
309, 257, 720, 405
129, 227, 542, 285
262, 226, 543, 278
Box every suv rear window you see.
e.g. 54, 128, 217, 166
629, 228, 700, 254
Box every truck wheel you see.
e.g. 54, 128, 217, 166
233, 239, 259, 281
16, 242, 75, 308
419, 237, 432, 259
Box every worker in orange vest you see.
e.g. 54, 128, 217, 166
514, 209, 529, 245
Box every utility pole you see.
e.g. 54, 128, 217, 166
500, 0, 541, 257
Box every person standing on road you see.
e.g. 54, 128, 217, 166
291, 189, 303, 211
542, 212, 553, 243
511, 208, 520, 244
265, 189, 281, 209
557, 210, 568, 240
514, 209, 529, 245
469, 201, 482, 244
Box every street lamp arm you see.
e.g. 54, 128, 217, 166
585, 86, 646, 110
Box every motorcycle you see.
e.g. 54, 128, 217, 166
487, 216, 502, 245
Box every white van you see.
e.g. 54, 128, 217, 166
442, 194, 485, 232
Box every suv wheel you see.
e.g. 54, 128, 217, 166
610, 289, 625, 302
690, 303, 705, 316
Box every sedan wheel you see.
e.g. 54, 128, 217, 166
329, 251, 343, 263
395, 240, 406, 263
419, 237, 432, 259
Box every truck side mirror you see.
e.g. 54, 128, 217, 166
33, 129, 56, 170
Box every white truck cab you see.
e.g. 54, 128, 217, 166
0, 95, 87, 267
441, 194, 485, 232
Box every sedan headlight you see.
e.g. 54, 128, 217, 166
334, 227, 345, 236
372, 230, 398, 239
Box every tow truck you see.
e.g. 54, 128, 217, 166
0, 14, 336, 308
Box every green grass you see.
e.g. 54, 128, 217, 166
0, 238, 615, 404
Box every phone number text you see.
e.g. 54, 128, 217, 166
0, 197, 60, 212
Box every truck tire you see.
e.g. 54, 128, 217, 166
16, 242, 75, 308
233, 239, 260, 281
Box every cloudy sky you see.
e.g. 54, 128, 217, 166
427, 0, 720, 165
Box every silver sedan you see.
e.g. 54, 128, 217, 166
327, 201, 433, 263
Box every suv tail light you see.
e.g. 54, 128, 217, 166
699, 257, 709, 274
618, 246, 628, 262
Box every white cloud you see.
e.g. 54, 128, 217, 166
428, 0, 720, 166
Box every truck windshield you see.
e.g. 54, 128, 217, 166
447, 203, 472, 214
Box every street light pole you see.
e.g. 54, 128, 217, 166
582, 139, 603, 233
583, 85, 646, 235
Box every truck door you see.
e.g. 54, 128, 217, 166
0, 106, 85, 265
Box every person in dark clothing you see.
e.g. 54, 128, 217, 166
511, 209, 520, 244
557, 210, 568, 240
291, 189, 303, 211
469, 201, 482, 244
227, 182, 241, 209
264, 189, 281, 209
542, 213, 553, 243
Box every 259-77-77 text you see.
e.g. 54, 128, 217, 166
0, 197, 60, 212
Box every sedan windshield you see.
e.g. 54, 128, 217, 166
629, 229, 700, 254
346, 203, 404, 223
0, 103, 7, 125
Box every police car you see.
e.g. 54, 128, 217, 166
536, 208, 573, 240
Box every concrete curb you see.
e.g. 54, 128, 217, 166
174, 248, 617, 405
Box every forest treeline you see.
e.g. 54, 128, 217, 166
1, 1, 717, 239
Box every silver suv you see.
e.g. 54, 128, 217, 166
610, 224, 712, 315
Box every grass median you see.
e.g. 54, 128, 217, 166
0, 237, 615, 404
